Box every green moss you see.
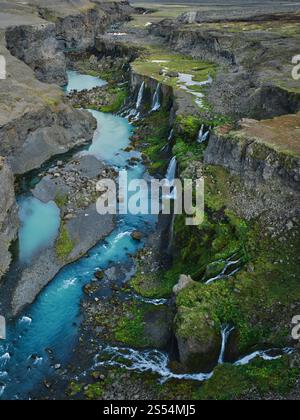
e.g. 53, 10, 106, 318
54, 193, 68, 209
131, 47, 217, 90
99, 86, 128, 113
84, 383, 105, 400
176, 115, 201, 143
197, 358, 299, 400
133, 110, 170, 175
114, 302, 152, 348
55, 223, 74, 261
131, 269, 177, 299
66, 381, 83, 398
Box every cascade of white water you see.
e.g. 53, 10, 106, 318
136, 81, 145, 110
160, 129, 174, 152
197, 125, 210, 143
205, 256, 241, 285
168, 128, 174, 142
166, 156, 177, 183
164, 156, 177, 200
151, 83, 161, 112
218, 325, 234, 364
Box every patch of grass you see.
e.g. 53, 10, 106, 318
99, 86, 127, 113
66, 381, 82, 398
54, 193, 68, 209
55, 223, 74, 261
84, 383, 105, 400
131, 46, 217, 92
114, 302, 151, 348
131, 269, 177, 299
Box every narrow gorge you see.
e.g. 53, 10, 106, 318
0, 0, 300, 401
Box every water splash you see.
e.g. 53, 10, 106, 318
0, 384, 5, 398
19, 317, 32, 326
0, 353, 11, 368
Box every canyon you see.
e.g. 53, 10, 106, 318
0, 0, 299, 401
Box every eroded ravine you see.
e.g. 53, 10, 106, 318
0, 68, 293, 400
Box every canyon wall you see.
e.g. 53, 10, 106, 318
0, 1, 133, 282
0, 158, 18, 280
150, 20, 300, 120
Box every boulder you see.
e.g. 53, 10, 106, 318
131, 231, 143, 241
95, 270, 105, 280
175, 310, 221, 372
173, 274, 195, 295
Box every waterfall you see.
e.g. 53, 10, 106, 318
124, 82, 145, 121
164, 156, 177, 201
151, 83, 161, 112
205, 256, 241, 285
218, 325, 234, 365
197, 125, 210, 144
160, 129, 174, 153
167, 211, 176, 255
234, 347, 294, 366
166, 156, 177, 183
136, 81, 145, 111
168, 128, 174, 142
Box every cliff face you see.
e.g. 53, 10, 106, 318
5, 22, 67, 86
0, 158, 18, 281
150, 18, 300, 120
204, 120, 300, 226
0, 44, 97, 175
4, 1, 133, 85
54, 1, 132, 51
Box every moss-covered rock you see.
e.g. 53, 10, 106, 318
197, 357, 299, 400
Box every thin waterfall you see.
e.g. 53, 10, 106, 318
168, 128, 174, 142
123, 82, 144, 119
218, 325, 234, 364
164, 156, 177, 201
166, 156, 177, 183
136, 81, 145, 111
197, 125, 210, 144
205, 256, 241, 285
151, 83, 161, 112
160, 129, 174, 153
167, 211, 176, 255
